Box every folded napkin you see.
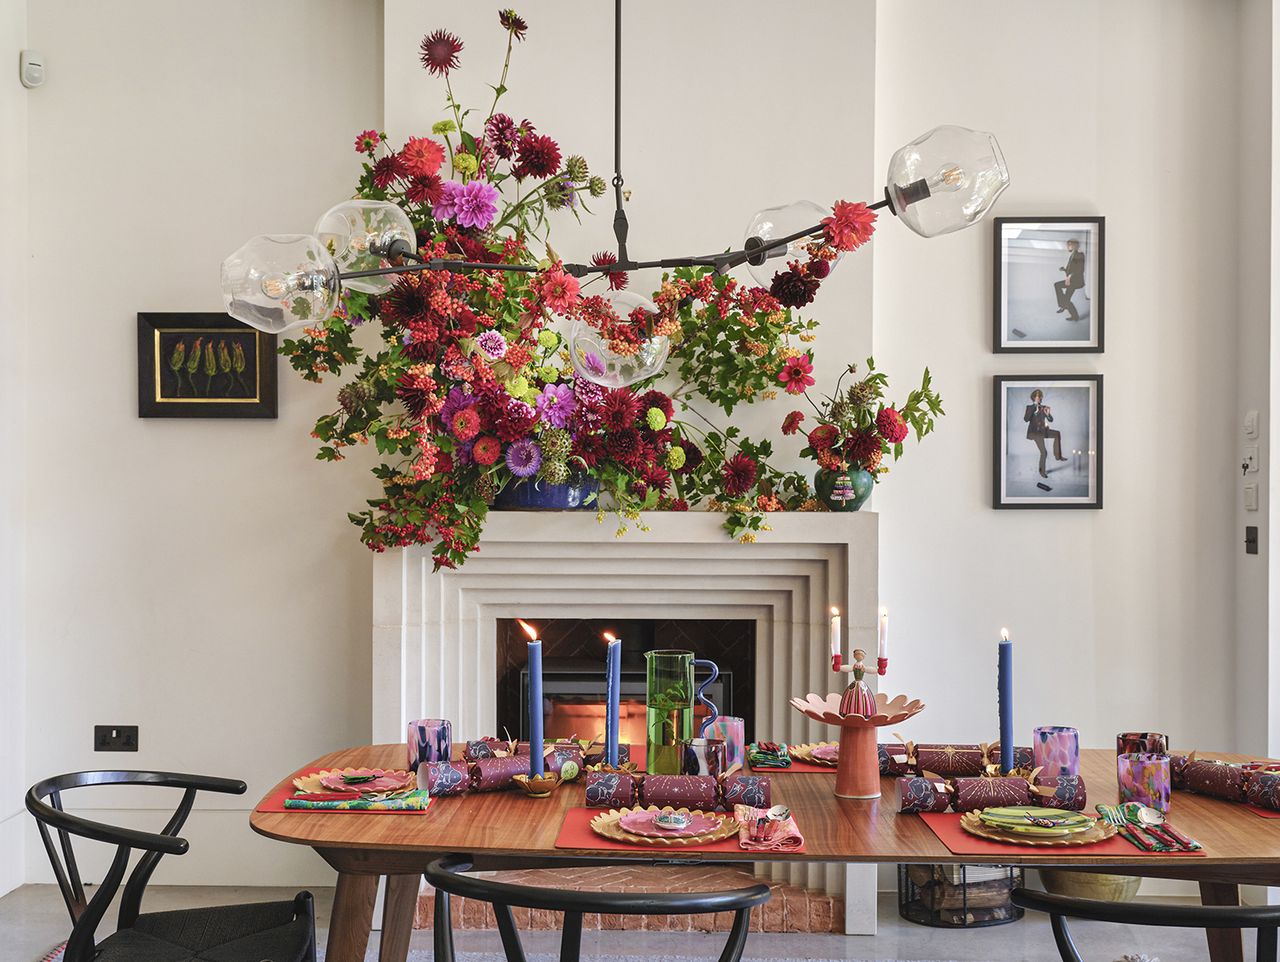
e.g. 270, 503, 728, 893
748, 742, 791, 769
734, 804, 803, 851
284, 790, 430, 811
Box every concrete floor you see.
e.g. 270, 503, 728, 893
0, 883, 1238, 961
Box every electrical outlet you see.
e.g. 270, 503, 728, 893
94, 725, 138, 752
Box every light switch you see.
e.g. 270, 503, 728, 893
1245, 410, 1260, 440
1243, 445, 1260, 474
1245, 482, 1259, 511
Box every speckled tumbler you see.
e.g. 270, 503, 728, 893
1117, 752, 1171, 814
1033, 726, 1080, 778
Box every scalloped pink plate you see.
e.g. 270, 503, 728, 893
811, 744, 839, 763
319, 768, 415, 794
618, 811, 724, 838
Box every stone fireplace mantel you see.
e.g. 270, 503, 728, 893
372, 509, 879, 933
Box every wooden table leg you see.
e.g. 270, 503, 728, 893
326, 872, 379, 962
378, 874, 421, 962
1200, 881, 1244, 962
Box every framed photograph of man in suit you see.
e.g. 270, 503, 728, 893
994, 374, 1102, 509
993, 217, 1104, 353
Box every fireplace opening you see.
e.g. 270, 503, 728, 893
496, 618, 756, 745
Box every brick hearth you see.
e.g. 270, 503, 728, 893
413, 865, 844, 933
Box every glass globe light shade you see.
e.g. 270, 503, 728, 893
220, 234, 340, 334
568, 290, 670, 388
314, 199, 416, 295
742, 200, 839, 288
885, 125, 1009, 238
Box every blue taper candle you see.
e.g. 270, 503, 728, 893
520, 620, 545, 777
604, 634, 622, 767
998, 628, 1013, 773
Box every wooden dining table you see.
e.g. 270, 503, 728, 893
251, 746, 1280, 962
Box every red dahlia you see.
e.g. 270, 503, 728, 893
607, 428, 642, 467
372, 154, 407, 189
876, 406, 909, 444
770, 268, 820, 309
675, 438, 704, 474
420, 29, 463, 77
721, 453, 758, 497
513, 133, 561, 180
844, 430, 882, 465
808, 424, 839, 451
405, 173, 444, 207
637, 389, 673, 421
782, 411, 805, 435
600, 390, 639, 430
498, 9, 528, 40
472, 435, 501, 465
591, 251, 629, 291
400, 136, 446, 177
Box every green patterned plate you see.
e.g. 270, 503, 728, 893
979, 807, 1094, 836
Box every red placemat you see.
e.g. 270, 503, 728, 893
918, 813, 1204, 857
554, 807, 805, 854
1247, 805, 1280, 819
256, 769, 433, 815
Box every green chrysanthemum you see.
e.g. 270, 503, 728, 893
665, 445, 686, 470
564, 155, 589, 182
507, 375, 530, 397
541, 428, 571, 459
540, 458, 569, 485
645, 407, 667, 431
454, 152, 479, 175
537, 365, 560, 382
432, 120, 457, 135
537, 329, 560, 349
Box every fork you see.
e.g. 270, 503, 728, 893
1096, 804, 1156, 851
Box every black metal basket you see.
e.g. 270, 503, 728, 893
898, 863, 1024, 928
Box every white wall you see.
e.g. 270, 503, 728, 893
22, 2, 382, 885
875, 0, 1249, 754
0, 0, 30, 898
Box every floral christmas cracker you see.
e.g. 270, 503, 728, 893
639, 774, 718, 810
1170, 753, 1195, 789
897, 776, 952, 813
1182, 759, 1247, 803
952, 776, 1033, 812
544, 746, 584, 776
424, 760, 469, 796
584, 771, 637, 808
1034, 773, 1088, 812
1247, 772, 1280, 811
720, 774, 771, 809
463, 739, 500, 761
468, 755, 530, 792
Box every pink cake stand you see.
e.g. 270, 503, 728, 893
789, 692, 925, 799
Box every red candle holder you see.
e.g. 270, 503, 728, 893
789, 691, 925, 799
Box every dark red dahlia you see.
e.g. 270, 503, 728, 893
420, 29, 463, 76
600, 390, 639, 431
396, 370, 441, 419
405, 173, 444, 206
498, 9, 528, 40
807, 257, 831, 279
513, 133, 561, 180
607, 428, 643, 467
661, 497, 690, 511
642, 463, 671, 494
372, 154, 407, 189
721, 453, 758, 497
782, 411, 805, 435
485, 113, 519, 159
637, 389, 673, 422
844, 430, 882, 465
381, 278, 431, 324
591, 251, 629, 291
674, 438, 704, 474
769, 268, 820, 309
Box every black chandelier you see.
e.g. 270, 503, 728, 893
221, 0, 1009, 339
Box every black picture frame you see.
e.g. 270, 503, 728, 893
993, 374, 1103, 510
137, 312, 277, 419
993, 216, 1105, 354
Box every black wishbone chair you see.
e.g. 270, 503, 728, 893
1012, 887, 1280, 962
426, 854, 772, 962
27, 770, 316, 962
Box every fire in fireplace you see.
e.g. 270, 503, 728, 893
496, 618, 755, 745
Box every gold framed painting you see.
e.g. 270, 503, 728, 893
137, 312, 277, 419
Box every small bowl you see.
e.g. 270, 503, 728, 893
655, 809, 693, 831
511, 773, 562, 798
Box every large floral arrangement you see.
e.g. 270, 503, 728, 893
284, 10, 942, 569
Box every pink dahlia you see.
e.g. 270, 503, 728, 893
782, 411, 805, 436
420, 29, 463, 77
777, 354, 815, 395
401, 136, 446, 177
433, 180, 500, 230
535, 267, 580, 315
721, 452, 758, 497
354, 129, 381, 154
822, 200, 877, 252
876, 406, 909, 444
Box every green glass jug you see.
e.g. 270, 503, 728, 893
645, 650, 720, 775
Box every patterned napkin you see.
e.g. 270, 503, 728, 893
747, 742, 791, 768
284, 790, 431, 811
734, 804, 804, 851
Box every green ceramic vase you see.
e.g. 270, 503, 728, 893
814, 468, 874, 512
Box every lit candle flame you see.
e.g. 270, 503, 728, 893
830, 606, 839, 617
880, 607, 888, 619
1000, 627, 1009, 641
603, 631, 618, 644
517, 619, 539, 641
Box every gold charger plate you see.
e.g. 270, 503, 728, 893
788, 742, 838, 767
589, 806, 740, 847
960, 810, 1117, 848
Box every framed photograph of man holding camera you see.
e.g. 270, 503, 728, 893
993, 216, 1104, 353
993, 374, 1103, 509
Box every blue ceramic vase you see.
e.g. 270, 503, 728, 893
492, 476, 599, 510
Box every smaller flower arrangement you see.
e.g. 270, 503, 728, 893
795, 358, 944, 490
